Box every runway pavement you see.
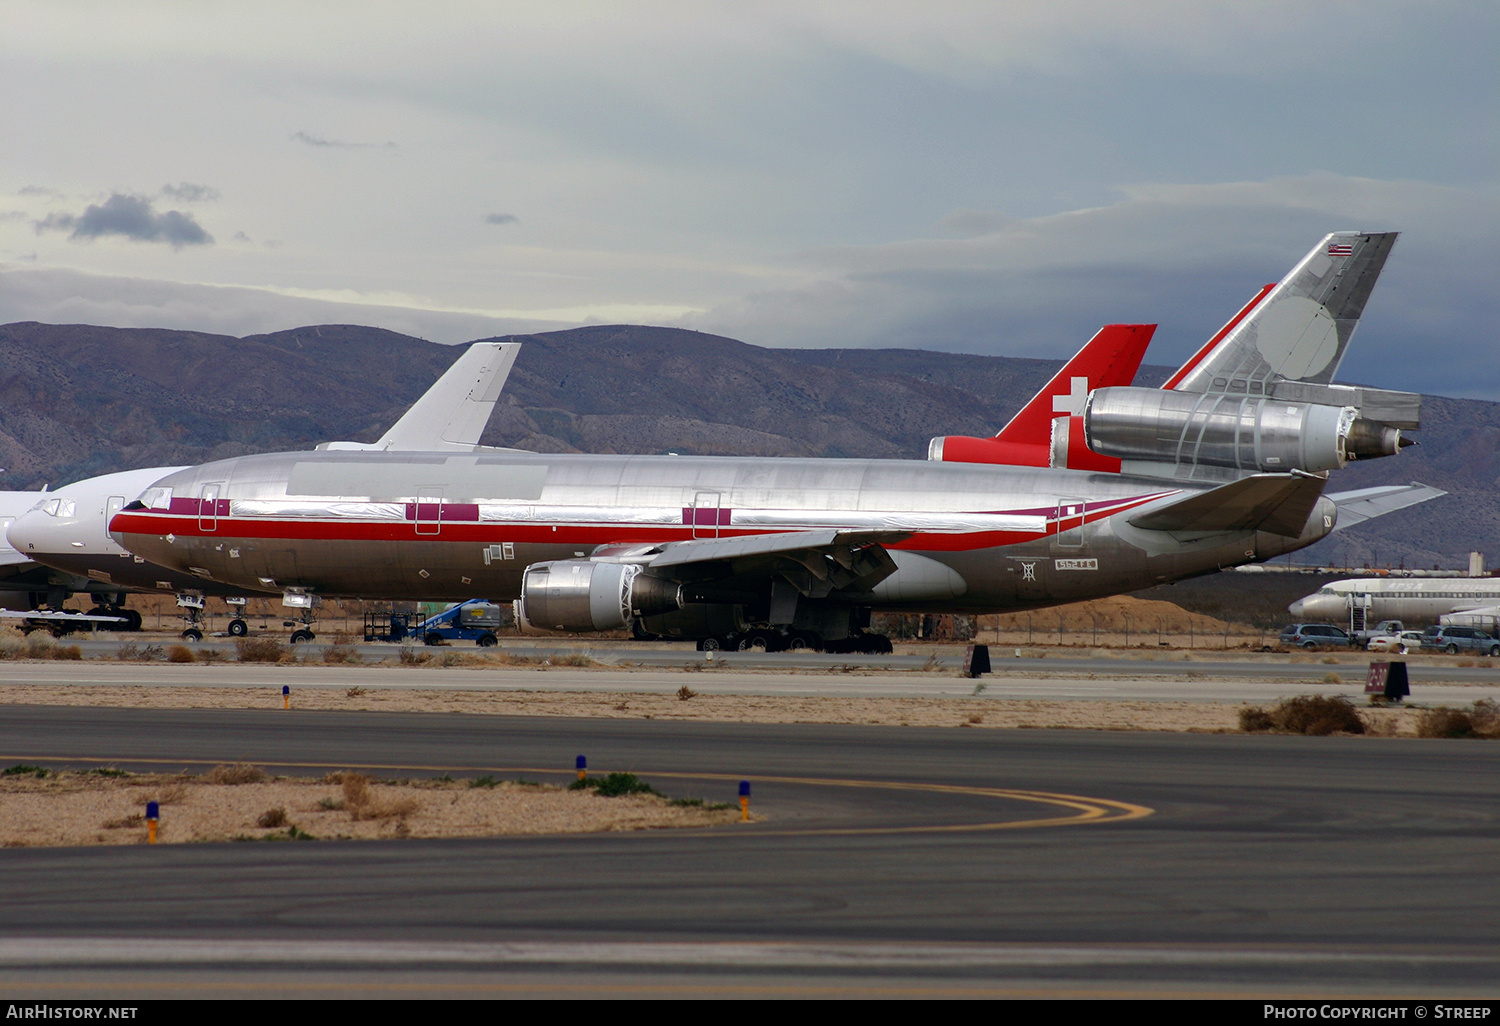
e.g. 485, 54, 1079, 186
1, 704, 1497, 997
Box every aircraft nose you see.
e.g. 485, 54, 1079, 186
7, 508, 73, 556
1288, 598, 1307, 618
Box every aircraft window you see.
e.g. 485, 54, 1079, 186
1249, 381, 1264, 394
141, 487, 173, 510
1212, 378, 1228, 390
1228, 379, 1247, 393
58, 500, 75, 518
44, 499, 61, 516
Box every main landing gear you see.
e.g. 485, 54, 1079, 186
176, 592, 206, 642
695, 629, 892, 654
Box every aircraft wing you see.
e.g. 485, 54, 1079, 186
0, 609, 126, 623
605, 529, 911, 597
1325, 482, 1447, 531
1128, 473, 1327, 537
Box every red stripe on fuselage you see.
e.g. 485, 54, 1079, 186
111, 492, 1171, 555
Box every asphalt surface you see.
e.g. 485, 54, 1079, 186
1, 704, 1497, 998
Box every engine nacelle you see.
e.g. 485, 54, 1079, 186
1084, 387, 1403, 474
514, 560, 682, 633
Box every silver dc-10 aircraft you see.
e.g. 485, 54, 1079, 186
111, 233, 1429, 651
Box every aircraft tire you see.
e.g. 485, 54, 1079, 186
123, 609, 142, 632
697, 636, 724, 652
477, 633, 498, 648
739, 631, 781, 653
182, 628, 203, 643
289, 629, 315, 644
228, 618, 249, 637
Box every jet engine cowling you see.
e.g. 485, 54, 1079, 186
514, 560, 683, 633
1084, 386, 1403, 474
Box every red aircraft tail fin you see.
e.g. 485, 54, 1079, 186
929, 323, 1155, 471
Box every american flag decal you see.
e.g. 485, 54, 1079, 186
1328, 242, 1354, 256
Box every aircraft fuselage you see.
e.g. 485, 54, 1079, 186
110, 449, 1333, 613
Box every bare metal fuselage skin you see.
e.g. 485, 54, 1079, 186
111, 449, 1332, 613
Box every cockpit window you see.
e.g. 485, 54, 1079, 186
139, 487, 173, 510
39, 498, 75, 517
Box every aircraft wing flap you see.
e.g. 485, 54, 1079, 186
1128, 473, 1326, 537
643, 529, 911, 595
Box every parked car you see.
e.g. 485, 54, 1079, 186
1366, 630, 1425, 655
1279, 624, 1354, 649
1353, 619, 1406, 648
1420, 625, 1500, 656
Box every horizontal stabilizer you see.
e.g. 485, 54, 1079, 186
1128, 473, 1326, 537
1326, 482, 1447, 531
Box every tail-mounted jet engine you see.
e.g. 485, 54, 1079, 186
514, 560, 683, 633
1083, 387, 1407, 474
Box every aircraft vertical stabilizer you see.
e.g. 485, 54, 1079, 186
929, 323, 1154, 470
1164, 232, 1398, 393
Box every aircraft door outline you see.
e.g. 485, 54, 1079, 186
106, 496, 125, 542
199, 483, 222, 533
691, 491, 723, 539
1055, 496, 1086, 548
415, 486, 443, 536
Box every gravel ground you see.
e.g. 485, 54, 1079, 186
0, 682, 1426, 734
0, 766, 741, 848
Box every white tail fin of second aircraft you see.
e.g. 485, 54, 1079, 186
319, 341, 520, 453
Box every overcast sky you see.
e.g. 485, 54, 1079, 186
2, 2, 1496, 399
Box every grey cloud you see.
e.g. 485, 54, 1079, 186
484, 213, 519, 225
17, 185, 59, 197
160, 182, 220, 202
292, 131, 396, 150
685, 175, 1500, 402
34, 194, 212, 248
937, 209, 1016, 238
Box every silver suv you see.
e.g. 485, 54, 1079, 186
1421, 626, 1500, 656
1279, 623, 1353, 649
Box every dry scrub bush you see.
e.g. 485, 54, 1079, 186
236, 638, 285, 663
323, 641, 359, 664
1239, 695, 1365, 736
338, 772, 418, 822
1416, 700, 1500, 739
167, 645, 196, 663
397, 646, 430, 665
256, 807, 288, 828
204, 763, 267, 785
